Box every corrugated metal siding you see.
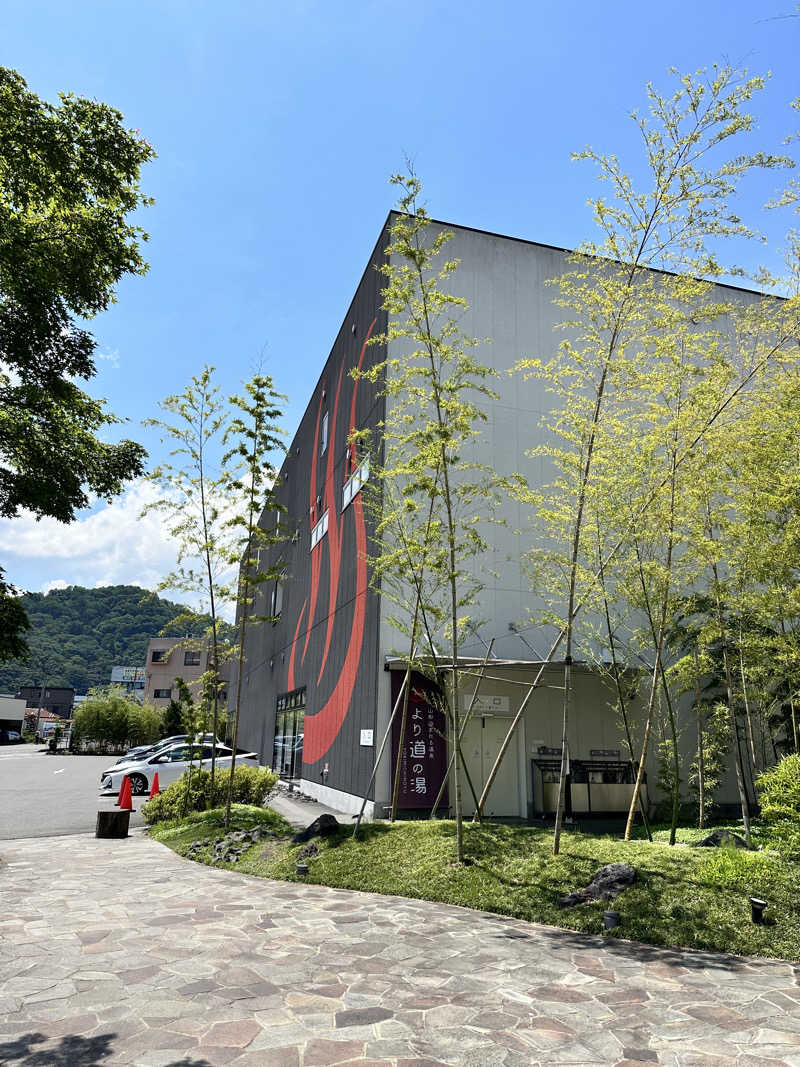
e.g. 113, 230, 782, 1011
234, 221, 389, 801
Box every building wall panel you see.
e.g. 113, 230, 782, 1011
234, 221, 389, 802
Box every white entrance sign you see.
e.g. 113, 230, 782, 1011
462, 694, 510, 715
359, 729, 374, 746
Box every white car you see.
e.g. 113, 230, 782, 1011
99, 742, 261, 797
111, 734, 220, 768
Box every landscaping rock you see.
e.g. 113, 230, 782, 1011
297, 841, 319, 862
560, 862, 637, 907
695, 828, 751, 850
184, 822, 286, 866
292, 813, 340, 843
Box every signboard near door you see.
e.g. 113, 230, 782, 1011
390, 671, 448, 809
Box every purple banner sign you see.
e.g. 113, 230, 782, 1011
390, 671, 448, 810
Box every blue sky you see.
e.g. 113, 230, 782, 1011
1, 0, 798, 607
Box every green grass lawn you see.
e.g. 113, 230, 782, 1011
149, 806, 800, 961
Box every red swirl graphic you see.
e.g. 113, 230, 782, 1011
317, 359, 346, 685
287, 598, 306, 692
288, 316, 377, 766
301, 398, 323, 667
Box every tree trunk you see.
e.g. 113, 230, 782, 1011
353, 668, 411, 837
665, 682, 681, 846
694, 645, 706, 830
597, 529, 651, 839
553, 652, 572, 855
225, 567, 249, 830
624, 616, 668, 843
704, 500, 752, 844
390, 487, 439, 822
738, 640, 758, 773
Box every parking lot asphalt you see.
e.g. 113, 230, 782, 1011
1, 830, 800, 1066
0, 745, 145, 839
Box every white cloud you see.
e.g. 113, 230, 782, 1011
95, 347, 120, 368
42, 578, 69, 594
0, 480, 238, 618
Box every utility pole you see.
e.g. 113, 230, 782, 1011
35, 676, 46, 740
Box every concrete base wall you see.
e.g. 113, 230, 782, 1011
298, 778, 374, 819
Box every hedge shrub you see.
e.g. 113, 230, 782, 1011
142, 764, 278, 824
72, 693, 162, 753
756, 754, 800, 822
755, 755, 800, 858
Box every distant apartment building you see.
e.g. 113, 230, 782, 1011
16, 685, 74, 719
110, 666, 146, 702
143, 638, 230, 708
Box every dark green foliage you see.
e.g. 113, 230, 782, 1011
71, 692, 161, 753
688, 701, 731, 818
654, 736, 681, 823
161, 699, 184, 739
0, 569, 29, 661
0, 67, 156, 660
0, 67, 153, 525
142, 766, 278, 824
0, 584, 230, 693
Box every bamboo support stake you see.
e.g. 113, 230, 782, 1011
353, 656, 413, 839
429, 640, 494, 820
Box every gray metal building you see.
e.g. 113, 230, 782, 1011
233, 215, 760, 820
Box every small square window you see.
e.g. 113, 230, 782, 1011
184, 650, 201, 666
151, 650, 167, 663
153, 688, 172, 699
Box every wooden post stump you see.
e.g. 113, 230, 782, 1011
96, 810, 130, 838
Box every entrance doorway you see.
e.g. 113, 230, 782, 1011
461, 716, 520, 817
273, 686, 306, 779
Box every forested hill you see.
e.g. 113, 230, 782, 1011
0, 585, 219, 695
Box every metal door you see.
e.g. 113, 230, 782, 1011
461, 716, 520, 817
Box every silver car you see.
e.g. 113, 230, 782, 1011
99, 742, 260, 796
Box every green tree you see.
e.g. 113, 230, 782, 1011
223, 373, 286, 829
0, 67, 154, 655
72, 690, 161, 752
144, 367, 233, 782
171, 677, 206, 814
491, 66, 789, 854
356, 171, 505, 863
0, 572, 29, 661
161, 698, 184, 739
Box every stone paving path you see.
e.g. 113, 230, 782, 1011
1, 831, 799, 1066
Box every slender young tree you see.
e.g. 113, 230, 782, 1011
143, 367, 232, 784
223, 373, 286, 830
356, 170, 507, 863
506, 67, 788, 853
172, 678, 204, 816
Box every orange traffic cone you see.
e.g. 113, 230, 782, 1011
148, 772, 160, 800
118, 775, 133, 812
